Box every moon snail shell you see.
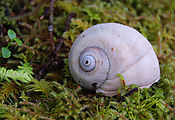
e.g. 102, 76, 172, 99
69, 23, 160, 96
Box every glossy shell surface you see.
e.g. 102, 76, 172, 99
69, 23, 160, 96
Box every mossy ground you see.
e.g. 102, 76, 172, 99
0, 0, 175, 119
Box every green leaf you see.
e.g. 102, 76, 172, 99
14, 38, 22, 46
8, 29, 16, 39
116, 73, 126, 88
2, 47, 11, 58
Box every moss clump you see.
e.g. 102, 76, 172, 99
0, 0, 174, 119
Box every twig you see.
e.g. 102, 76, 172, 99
20, 101, 42, 111
18, 22, 33, 30
63, 12, 75, 32
37, 12, 75, 79
166, 50, 175, 59
21, 44, 42, 55
0, 24, 4, 36
8, 1, 45, 21
77, 0, 83, 4
161, 100, 175, 114
2, 105, 52, 120
157, 31, 162, 58
54, 12, 75, 54
48, 0, 56, 50
114, 111, 128, 120
117, 87, 138, 102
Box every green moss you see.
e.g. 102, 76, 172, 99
0, 0, 174, 119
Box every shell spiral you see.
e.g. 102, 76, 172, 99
69, 23, 160, 96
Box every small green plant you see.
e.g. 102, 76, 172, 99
0, 62, 33, 85
1, 29, 22, 58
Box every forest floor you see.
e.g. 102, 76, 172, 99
0, 0, 175, 119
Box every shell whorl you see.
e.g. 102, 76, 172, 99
69, 46, 110, 90
79, 50, 96, 72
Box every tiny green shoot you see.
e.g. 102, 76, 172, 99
1, 29, 23, 58
116, 73, 126, 89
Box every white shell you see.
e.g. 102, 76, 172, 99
69, 23, 160, 96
